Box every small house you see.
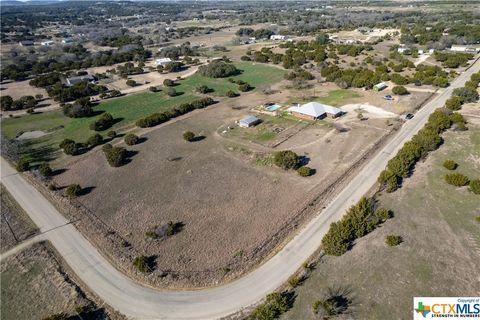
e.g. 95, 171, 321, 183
155, 58, 173, 66
239, 115, 261, 128
450, 45, 480, 53
397, 47, 410, 54
62, 38, 74, 44
65, 74, 96, 87
373, 82, 387, 92
270, 35, 287, 41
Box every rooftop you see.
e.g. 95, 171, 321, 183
288, 102, 342, 117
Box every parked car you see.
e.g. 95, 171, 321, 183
405, 113, 414, 120
383, 95, 394, 101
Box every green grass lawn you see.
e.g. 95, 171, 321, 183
177, 62, 286, 96
1, 61, 286, 163
287, 89, 362, 107
2, 92, 200, 163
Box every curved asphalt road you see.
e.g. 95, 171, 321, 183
1, 58, 479, 320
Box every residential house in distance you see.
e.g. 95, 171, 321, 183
450, 45, 480, 53
239, 115, 261, 128
62, 38, 74, 44
397, 46, 410, 54
19, 40, 34, 46
373, 82, 387, 92
287, 102, 343, 121
64, 74, 96, 87
41, 40, 54, 46
271, 35, 287, 41
155, 57, 173, 66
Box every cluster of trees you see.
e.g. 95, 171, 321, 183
158, 43, 198, 60
90, 113, 115, 131
136, 97, 214, 128
378, 79, 479, 193
99, 34, 143, 47
392, 85, 409, 95
273, 150, 313, 176
274, 150, 299, 170
285, 69, 314, 81
227, 78, 252, 92
62, 97, 93, 118
412, 64, 449, 87
102, 144, 128, 167
160, 61, 185, 73
242, 48, 283, 65
335, 44, 367, 57
442, 159, 479, 194
321, 197, 392, 256
29, 72, 62, 88
321, 65, 380, 89
59, 139, 85, 156
116, 62, 144, 78
1, 45, 151, 81
124, 133, 139, 146
47, 82, 107, 103
0, 95, 38, 111
235, 27, 274, 39
433, 52, 474, 68
99, 90, 122, 99
379, 109, 454, 192
452, 87, 479, 103
198, 60, 239, 78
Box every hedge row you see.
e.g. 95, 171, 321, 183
378, 78, 477, 193
321, 197, 392, 256
136, 97, 214, 128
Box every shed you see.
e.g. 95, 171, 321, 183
373, 82, 387, 92
239, 115, 261, 128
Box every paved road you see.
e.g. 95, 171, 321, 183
1, 58, 479, 320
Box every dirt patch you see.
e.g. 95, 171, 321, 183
0, 241, 122, 320
50, 91, 397, 288
15, 130, 49, 140
0, 184, 38, 253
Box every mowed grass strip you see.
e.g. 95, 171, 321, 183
287, 89, 362, 107
177, 61, 287, 96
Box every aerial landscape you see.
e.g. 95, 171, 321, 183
0, 0, 479, 319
